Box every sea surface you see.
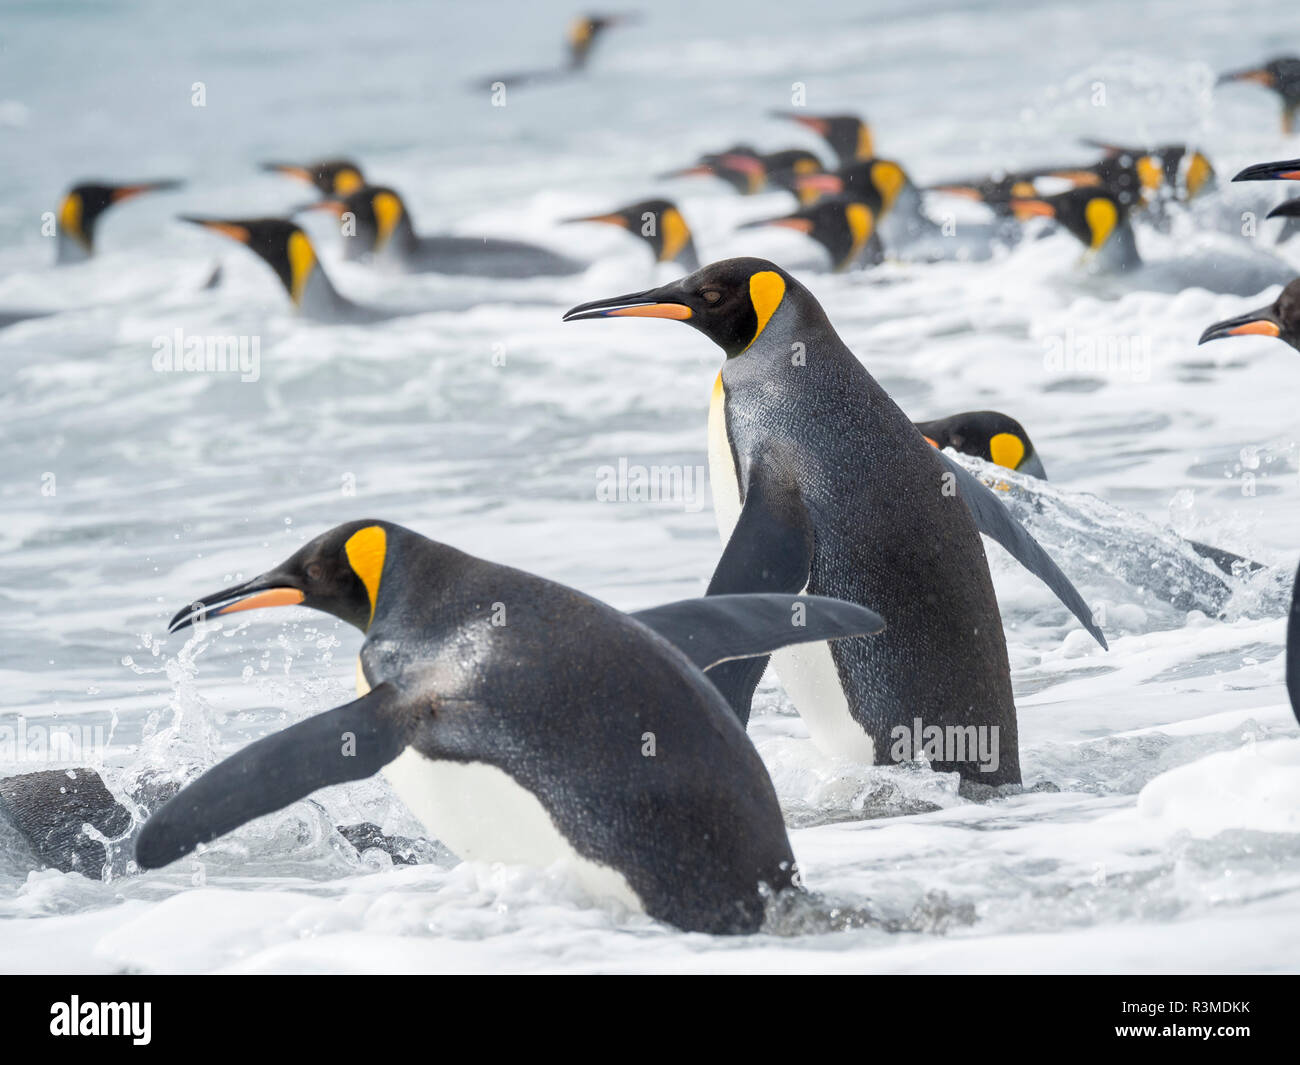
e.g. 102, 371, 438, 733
1, 0, 1299, 972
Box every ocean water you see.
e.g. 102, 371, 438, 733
2, 0, 1300, 972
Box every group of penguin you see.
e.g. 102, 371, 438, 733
7, 25, 1300, 937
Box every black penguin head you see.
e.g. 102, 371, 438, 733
926, 173, 1041, 216
795, 158, 907, 214
563, 198, 696, 266
180, 216, 319, 306
740, 198, 876, 272
1217, 57, 1300, 130
566, 13, 634, 69
660, 146, 767, 194
1199, 279, 1300, 352
168, 520, 397, 636
770, 111, 873, 165
563, 256, 798, 358
1010, 187, 1126, 251
261, 158, 366, 196
913, 411, 1042, 476
308, 185, 410, 256
57, 180, 182, 253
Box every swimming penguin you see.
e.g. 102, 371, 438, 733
306, 185, 585, 277
1011, 187, 1294, 295
738, 198, 882, 272
564, 198, 700, 270
925, 172, 1044, 217
476, 13, 636, 89
260, 158, 366, 197
181, 216, 406, 323
798, 160, 999, 260
136, 519, 887, 933
1039, 141, 1216, 209
661, 147, 825, 200
1199, 278, 1300, 351
564, 258, 1106, 787
917, 410, 1263, 578
1217, 57, 1300, 133
769, 111, 874, 168
54, 180, 183, 264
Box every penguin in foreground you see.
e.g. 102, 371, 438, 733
564, 198, 700, 270
261, 158, 366, 197
137, 519, 887, 934
738, 198, 882, 273
55, 180, 183, 264
564, 258, 1106, 787
1011, 188, 1293, 296
181, 216, 405, 322
770, 111, 874, 168
1217, 57, 1300, 133
308, 185, 585, 277
917, 410, 1263, 578
1199, 278, 1300, 351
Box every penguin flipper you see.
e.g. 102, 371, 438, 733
135, 683, 413, 869
940, 453, 1108, 650
703, 468, 816, 724
1185, 539, 1266, 576
632, 593, 883, 673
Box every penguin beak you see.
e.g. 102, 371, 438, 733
296, 199, 345, 217
1198, 307, 1282, 345
260, 162, 315, 183
1217, 67, 1274, 87
111, 180, 183, 203
738, 216, 814, 233
561, 212, 628, 228
718, 154, 766, 177
926, 184, 985, 201
769, 111, 830, 136
1267, 199, 1300, 220
180, 216, 252, 244
657, 163, 715, 180
1010, 198, 1057, 221
562, 285, 693, 322
1232, 159, 1300, 182
168, 576, 306, 634
795, 173, 844, 195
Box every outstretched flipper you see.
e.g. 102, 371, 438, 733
703, 465, 816, 724
0, 768, 132, 874
135, 683, 413, 869
632, 593, 883, 672
1287, 563, 1300, 726
940, 453, 1108, 649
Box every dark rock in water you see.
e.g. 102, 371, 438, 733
336, 821, 455, 867
0, 768, 131, 875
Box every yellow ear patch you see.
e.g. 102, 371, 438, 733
1085, 197, 1118, 250
334, 169, 364, 195
744, 270, 786, 352
659, 207, 690, 263
345, 525, 387, 625
845, 203, 874, 256
871, 161, 906, 212
59, 193, 84, 244
287, 230, 317, 306
856, 123, 874, 161
1184, 152, 1213, 198
989, 432, 1026, 471
1136, 155, 1164, 192
372, 191, 403, 250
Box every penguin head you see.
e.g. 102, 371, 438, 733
770, 111, 873, 165
180, 216, 321, 307
926, 173, 1041, 216
794, 159, 907, 214
1217, 57, 1300, 129
913, 411, 1044, 478
660, 146, 767, 194
57, 180, 182, 254
261, 158, 366, 196
566, 13, 634, 68
1010, 187, 1126, 252
739, 198, 877, 272
563, 198, 697, 267
563, 256, 799, 358
308, 185, 410, 258
168, 520, 398, 636
1199, 278, 1300, 352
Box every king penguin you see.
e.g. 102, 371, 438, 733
1217, 57, 1300, 133
565, 198, 701, 271
1199, 278, 1300, 352
307, 185, 585, 276
181, 215, 422, 323
55, 180, 183, 264
770, 111, 874, 169
738, 198, 883, 273
261, 158, 366, 197
136, 519, 887, 934
564, 258, 1107, 786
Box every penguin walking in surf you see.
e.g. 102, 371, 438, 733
137, 519, 886, 934
565, 258, 1105, 787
